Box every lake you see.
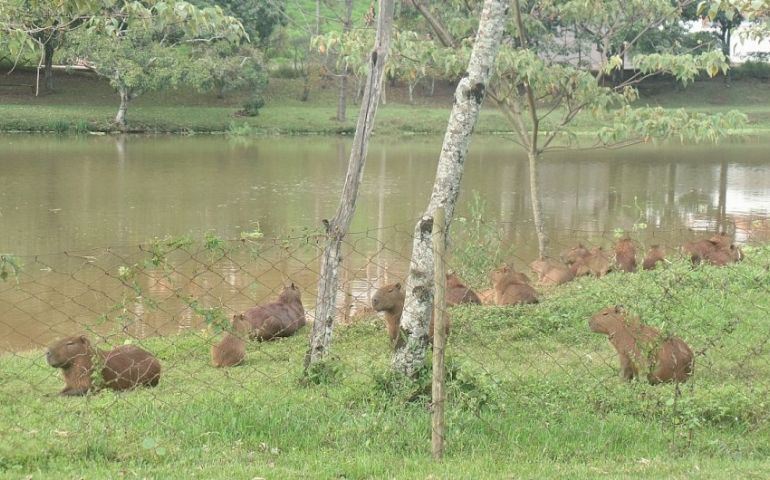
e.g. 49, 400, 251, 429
1, 134, 769, 351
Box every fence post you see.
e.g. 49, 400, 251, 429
431, 207, 447, 460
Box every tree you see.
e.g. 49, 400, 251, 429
0, 0, 100, 93
392, 0, 510, 377
305, 0, 396, 369
194, 0, 286, 49
66, 1, 245, 129
193, 43, 266, 99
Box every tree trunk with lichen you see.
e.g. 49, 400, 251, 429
391, 0, 509, 377
305, 0, 396, 369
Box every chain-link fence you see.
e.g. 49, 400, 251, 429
1, 219, 769, 474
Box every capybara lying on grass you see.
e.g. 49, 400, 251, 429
529, 258, 574, 286
244, 283, 306, 341
489, 265, 539, 305
211, 314, 250, 368
642, 245, 666, 270
563, 244, 612, 277
683, 234, 743, 266
47, 335, 161, 396
589, 306, 694, 385
445, 273, 482, 306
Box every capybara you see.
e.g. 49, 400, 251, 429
244, 283, 306, 341
46, 335, 161, 396
489, 266, 539, 305
529, 258, 575, 286
683, 235, 742, 266
642, 245, 666, 270
561, 243, 591, 266
478, 288, 497, 305
445, 273, 482, 306
211, 314, 250, 368
570, 247, 612, 277
589, 306, 694, 385
371, 282, 450, 348
614, 237, 637, 273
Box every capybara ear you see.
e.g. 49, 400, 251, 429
614, 305, 624, 314
78, 335, 89, 344
394, 282, 402, 290
290, 282, 296, 289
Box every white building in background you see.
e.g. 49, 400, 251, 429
687, 20, 770, 62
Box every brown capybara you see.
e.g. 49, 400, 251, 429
561, 243, 591, 266
683, 235, 742, 266
642, 245, 666, 270
445, 273, 482, 306
46, 335, 161, 396
529, 258, 575, 286
570, 247, 612, 277
211, 314, 250, 368
489, 266, 539, 305
478, 288, 497, 305
371, 282, 450, 348
614, 237, 637, 273
244, 283, 306, 341
589, 306, 694, 385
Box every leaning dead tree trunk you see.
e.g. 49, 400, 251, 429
391, 0, 509, 377
305, 0, 396, 369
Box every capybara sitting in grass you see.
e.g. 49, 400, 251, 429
683, 235, 743, 266
445, 273, 482, 306
489, 265, 539, 305
46, 335, 161, 396
529, 258, 575, 286
614, 237, 637, 273
564, 245, 612, 277
244, 283, 306, 341
589, 306, 694, 385
371, 282, 450, 348
211, 314, 250, 368
642, 245, 666, 270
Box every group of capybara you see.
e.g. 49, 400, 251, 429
45, 233, 740, 395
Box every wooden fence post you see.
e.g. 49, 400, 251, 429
431, 207, 447, 460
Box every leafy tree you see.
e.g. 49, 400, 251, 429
66, 1, 245, 129
192, 42, 266, 99
0, 0, 101, 92
194, 0, 286, 49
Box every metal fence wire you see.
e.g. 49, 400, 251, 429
1, 219, 769, 465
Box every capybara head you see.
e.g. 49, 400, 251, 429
528, 259, 552, 276
371, 282, 404, 312
46, 335, 92, 368
446, 273, 463, 288
489, 266, 530, 286
277, 283, 302, 303
231, 313, 249, 334
589, 305, 627, 334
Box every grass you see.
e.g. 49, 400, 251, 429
2, 69, 770, 136
2, 245, 770, 478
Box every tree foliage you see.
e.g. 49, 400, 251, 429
64, 0, 245, 128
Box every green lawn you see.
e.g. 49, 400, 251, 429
1, 70, 769, 137
2, 245, 769, 478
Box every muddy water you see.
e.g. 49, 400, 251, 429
1, 134, 769, 351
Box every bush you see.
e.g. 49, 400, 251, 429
733, 61, 770, 81
241, 93, 266, 116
